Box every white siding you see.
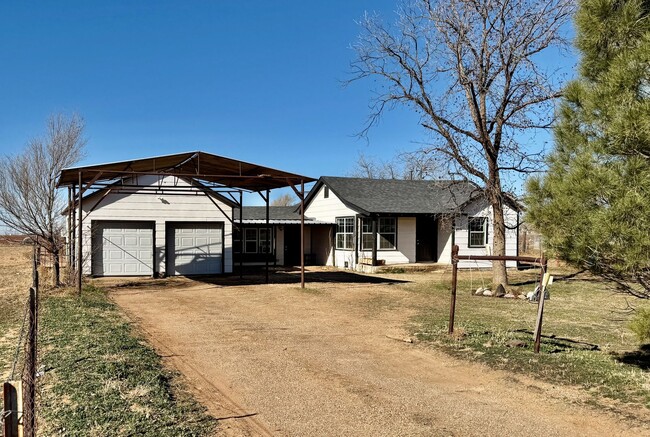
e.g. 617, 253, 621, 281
305, 184, 357, 268
275, 227, 285, 265
77, 175, 233, 275
454, 199, 518, 268
437, 218, 453, 264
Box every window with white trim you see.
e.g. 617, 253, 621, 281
378, 217, 396, 249
361, 219, 373, 250
335, 217, 354, 250
360, 217, 396, 250
468, 217, 488, 248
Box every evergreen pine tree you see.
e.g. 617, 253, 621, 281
526, 0, 650, 297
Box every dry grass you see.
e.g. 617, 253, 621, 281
0, 243, 35, 380
399, 265, 650, 411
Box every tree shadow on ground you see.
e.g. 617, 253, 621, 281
509, 269, 590, 287
512, 329, 600, 353
613, 344, 650, 370
195, 266, 411, 286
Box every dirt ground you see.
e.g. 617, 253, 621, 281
108, 270, 648, 437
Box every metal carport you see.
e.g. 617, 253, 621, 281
57, 151, 316, 293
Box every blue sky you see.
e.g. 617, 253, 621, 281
0, 1, 574, 206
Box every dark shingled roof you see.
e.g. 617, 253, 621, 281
315, 177, 481, 215
235, 206, 301, 221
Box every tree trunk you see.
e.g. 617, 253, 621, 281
49, 237, 61, 287
490, 197, 508, 287
52, 248, 60, 287
487, 164, 508, 287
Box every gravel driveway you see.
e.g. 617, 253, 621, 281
110, 274, 642, 436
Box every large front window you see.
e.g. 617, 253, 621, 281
468, 217, 488, 248
235, 227, 272, 254
378, 217, 396, 249
336, 217, 354, 250
361, 217, 396, 250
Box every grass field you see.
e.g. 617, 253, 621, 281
400, 266, 650, 411
0, 245, 215, 436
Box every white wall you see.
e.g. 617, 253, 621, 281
77, 175, 233, 275
437, 218, 453, 264
275, 226, 285, 265
454, 199, 518, 268
305, 184, 357, 268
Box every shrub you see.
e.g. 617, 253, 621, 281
629, 307, 650, 344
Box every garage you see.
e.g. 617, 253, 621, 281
92, 221, 154, 276
167, 222, 223, 276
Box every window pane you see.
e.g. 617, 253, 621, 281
379, 233, 395, 249
469, 232, 484, 247
379, 218, 395, 233
469, 217, 485, 232
362, 234, 374, 250
336, 217, 354, 250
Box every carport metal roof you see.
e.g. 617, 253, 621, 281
57, 151, 316, 191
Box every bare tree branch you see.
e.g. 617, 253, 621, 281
349, 0, 573, 285
0, 113, 86, 286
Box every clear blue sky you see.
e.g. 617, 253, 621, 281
0, 1, 574, 205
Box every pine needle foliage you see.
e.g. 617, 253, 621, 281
526, 0, 650, 297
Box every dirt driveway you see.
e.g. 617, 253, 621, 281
110, 272, 643, 436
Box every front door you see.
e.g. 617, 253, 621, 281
283, 225, 301, 266
416, 216, 438, 262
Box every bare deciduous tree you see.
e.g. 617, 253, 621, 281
350, 151, 442, 180
0, 113, 86, 286
271, 193, 297, 206
351, 0, 572, 286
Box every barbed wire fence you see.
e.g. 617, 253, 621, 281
2, 245, 39, 437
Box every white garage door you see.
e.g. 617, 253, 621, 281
92, 221, 154, 276
168, 223, 223, 275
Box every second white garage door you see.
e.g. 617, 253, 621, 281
168, 222, 223, 275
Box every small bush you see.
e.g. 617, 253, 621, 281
629, 307, 650, 344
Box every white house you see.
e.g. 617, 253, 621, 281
60, 153, 520, 277
302, 177, 520, 271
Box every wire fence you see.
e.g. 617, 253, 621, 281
2, 246, 39, 437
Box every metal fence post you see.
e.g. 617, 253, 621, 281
449, 244, 459, 335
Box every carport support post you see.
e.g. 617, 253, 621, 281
67, 186, 72, 269
448, 244, 459, 335
77, 172, 83, 296
239, 191, 243, 279
265, 189, 270, 284
300, 179, 305, 288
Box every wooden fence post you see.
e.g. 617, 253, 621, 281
3, 382, 20, 437
533, 256, 548, 353
22, 286, 37, 437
